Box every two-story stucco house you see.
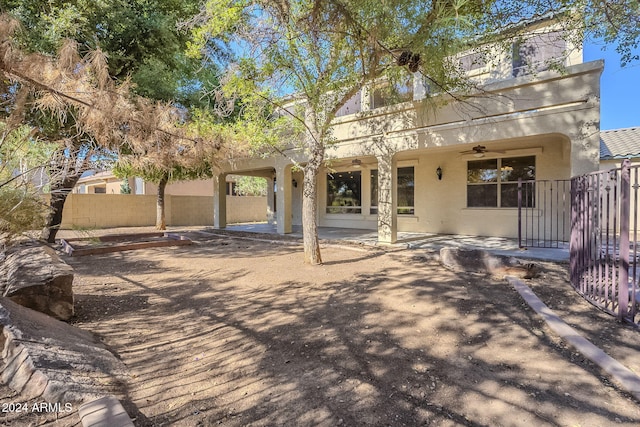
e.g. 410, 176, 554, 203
212, 18, 603, 244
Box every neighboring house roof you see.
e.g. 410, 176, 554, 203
600, 127, 640, 160
75, 170, 115, 184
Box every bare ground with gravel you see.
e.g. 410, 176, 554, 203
2, 227, 640, 426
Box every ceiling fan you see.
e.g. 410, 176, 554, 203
459, 145, 505, 157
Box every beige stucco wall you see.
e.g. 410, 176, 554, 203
317, 133, 571, 238
145, 178, 215, 197
227, 196, 270, 223
60, 194, 157, 229
59, 194, 267, 229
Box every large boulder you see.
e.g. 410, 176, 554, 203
0, 243, 74, 320
0, 297, 129, 403
439, 247, 540, 279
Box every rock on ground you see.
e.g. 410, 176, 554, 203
1, 243, 74, 320
0, 297, 129, 404
439, 247, 541, 278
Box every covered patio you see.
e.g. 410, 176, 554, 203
223, 223, 569, 262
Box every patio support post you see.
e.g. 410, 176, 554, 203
213, 173, 227, 229
276, 163, 293, 234
266, 176, 276, 225
376, 153, 397, 244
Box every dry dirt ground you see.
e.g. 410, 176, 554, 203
2, 228, 640, 426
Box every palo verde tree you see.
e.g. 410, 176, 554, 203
189, 0, 639, 265
187, 0, 501, 264
113, 103, 237, 231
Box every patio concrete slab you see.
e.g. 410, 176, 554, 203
224, 223, 570, 263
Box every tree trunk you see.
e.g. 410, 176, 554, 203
302, 164, 322, 264
156, 175, 168, 230
301, 121, 324, 265
41, 165, 84, 243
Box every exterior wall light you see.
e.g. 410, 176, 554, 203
352, 159, 362, 168
436, 166, 443, 180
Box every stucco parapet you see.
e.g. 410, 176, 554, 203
331, 60, 603, 129
323, 97, 598, 159
480, 60, 604, 93
218, 60, 603, 172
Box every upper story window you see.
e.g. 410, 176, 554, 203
467, 156, 535, 208
459, 52, 487, 74
335, 90, 362, 117
372, 76, 413, 109
512, 31, 566, 77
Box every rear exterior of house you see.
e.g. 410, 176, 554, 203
213, 20, 604, 244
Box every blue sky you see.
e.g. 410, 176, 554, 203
583, 42, 640, 131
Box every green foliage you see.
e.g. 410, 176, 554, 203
120, 179, 132, 194
580, 0, 640, 66
0, 124, 56, 185
3, 0, 215, 105
233, 176, 267, 196
0, 123, 53, 242
0, 186, 45, 242
188, 1, 495, 153
113, 161, 214, 185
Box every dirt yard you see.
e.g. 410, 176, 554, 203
2, 228, 640, 426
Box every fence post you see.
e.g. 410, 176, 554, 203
619, 159, 631, 321
518, 178, 522, 248
570, 178, 578, 288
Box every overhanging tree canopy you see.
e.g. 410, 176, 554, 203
0, 14, 224, 241
188, 0, 639, 265
186, 0, 520, 264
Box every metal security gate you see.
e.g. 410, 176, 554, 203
517, 179, 571, 248
569, 159, 640, 325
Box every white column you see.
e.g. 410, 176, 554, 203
361, 165, 372, 215
413, 72, 427, 101
266, 176, 276, 225
276, 164, 292, 234
376, 153, 397, 244
361, 83, 371, 112
213, 173, 227, 229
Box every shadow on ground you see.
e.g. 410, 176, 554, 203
65, 234, 640, 427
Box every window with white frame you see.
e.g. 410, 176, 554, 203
335, 90, 362, 117
459, 51, 487, 75
372, 74, 413, 109
512, 32, 566, 77
370, 167, 415, 215
326, 171, 362, 214
370, 170, 378, 214
467, 156, 535, 208
397, 167, 415, 214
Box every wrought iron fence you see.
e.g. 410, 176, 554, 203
570, 159, 640, 325
518, 179, 571, 248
